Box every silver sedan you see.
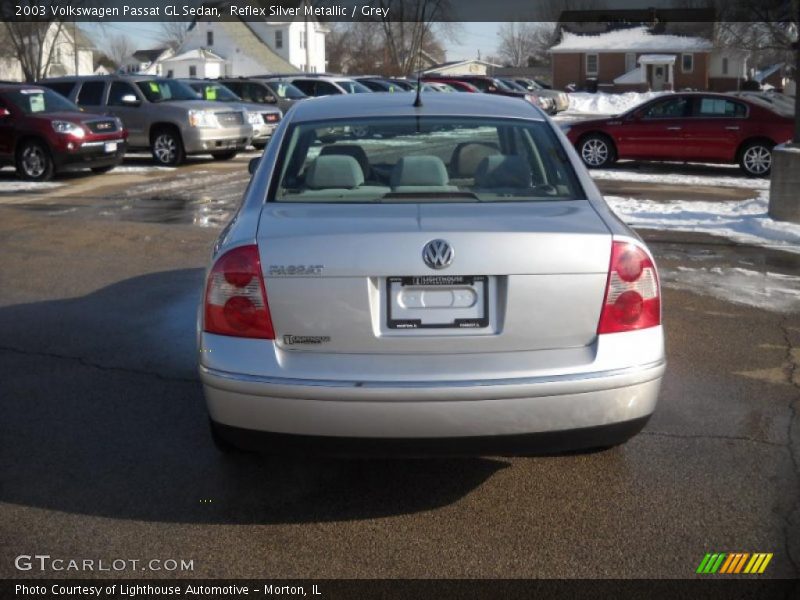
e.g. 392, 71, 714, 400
198, 93, 665, 456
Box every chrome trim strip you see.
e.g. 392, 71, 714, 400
80, 139, 125, 148
200, 360, 665, 390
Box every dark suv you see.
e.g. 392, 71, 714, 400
0, 83, 127, 181
219, 78, 307, 115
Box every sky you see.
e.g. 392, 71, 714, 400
85, 21, 503, 63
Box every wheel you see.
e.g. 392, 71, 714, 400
16, 139, 54, 181
151, 128, 185, 166
578, 134, 616, 169
209, 419, 246, 454
212, 150, 238, 161
739, 140, 774, 177
91, 165, 116, 174
351, 124, 370, 139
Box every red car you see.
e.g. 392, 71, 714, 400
563, 92, 793, 176
0, 83, 127, 181
420, 77, 480, 93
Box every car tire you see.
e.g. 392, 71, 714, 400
16, 139, 54, 182
209, 419, 246, 454
151, 128, 185, 166
578, 134, 616, 169
91, 165, 116, 175
212, 151, 238, 161
739, 140, 774, 177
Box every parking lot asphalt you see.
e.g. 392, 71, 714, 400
0, 154, 798, 579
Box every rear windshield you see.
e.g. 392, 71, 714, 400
271, 117, 583, 204
5, 87, 80, 114
136, 79, 197, 102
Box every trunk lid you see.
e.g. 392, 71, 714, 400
257, 201, 612, 354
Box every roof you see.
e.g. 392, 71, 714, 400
163, 48, 225, 63
754, 63, 786, 83
287, 92, 545, 123
218, 20, 298, 74
550, 26, 713, 53
422, 59, 501, 74
132, 48, 170, 63
638, 54, 677, 64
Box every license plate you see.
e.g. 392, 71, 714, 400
386, 275, 489, 329
104, 142, 117, 153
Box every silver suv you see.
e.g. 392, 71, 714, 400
41, 75, 253, 165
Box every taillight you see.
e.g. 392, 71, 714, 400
204, 245, 275, 339
264, 113, 280, 123
597, 240, 660, 334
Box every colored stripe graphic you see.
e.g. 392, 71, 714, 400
700, 552, 773, 575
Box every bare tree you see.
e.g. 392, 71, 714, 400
104, 33, 133, 69
1, 20, 67, 82
159, 20, 191, 51
373, 0, 453, 75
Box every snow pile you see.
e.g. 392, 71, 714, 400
661, 267, 800, 313
606, 192, 800, 254
592, 167, 770, 190
0, 180, 63, 194
551, 27, 713, 53
567, 91, 666, 115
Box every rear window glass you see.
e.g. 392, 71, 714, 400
76, 81, 105, 106
136, 79, 197, 102
271, 117, 583, 204
697, 98, 746, 117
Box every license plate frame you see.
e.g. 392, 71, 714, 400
386, 275, 489, 330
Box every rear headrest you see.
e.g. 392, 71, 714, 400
320, 144, 370, 177
474, 155, 532, 189
305, 155, 364, 189
390, 156, 449, 188
450, 142, 500, 178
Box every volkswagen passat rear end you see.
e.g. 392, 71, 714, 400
198, 93, 665, 456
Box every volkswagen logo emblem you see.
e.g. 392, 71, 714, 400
422, 239, 454, 270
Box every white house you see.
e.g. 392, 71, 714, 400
121, 48, 174, 76
0, 23, 94, 81
160, 48, 227, 79
423, 59, 501, 77
175, 4, 327, 78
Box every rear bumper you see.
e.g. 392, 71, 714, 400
201, 360, 664, 452
212, 415, 652, 457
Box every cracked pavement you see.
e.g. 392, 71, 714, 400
0, 161, 798, 579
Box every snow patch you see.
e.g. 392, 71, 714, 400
592, 168, 770, 190
662, 267, 800, 313
551, 27, 713, 53
109, 165, 175, 173
0, 180, 64, 193
606, 192, 800, 254
567, 91, 666, 115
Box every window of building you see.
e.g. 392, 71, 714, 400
682, 53, 694, 73
76, 81, 105, 106
625, 53, 636, 73
207, 30, 214, 46
189, 65, 197, 77
166, 70, 174, 79
275, 30, 283, 49
586, 53, 598, 76
722, 57, 729, 75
